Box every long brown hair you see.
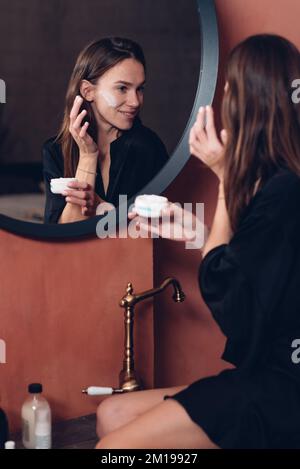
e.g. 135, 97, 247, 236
222, 34, 300, 231
56, 37, 146, 177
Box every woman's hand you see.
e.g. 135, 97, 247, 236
189, 105, 227, 181
69, 95, 98, 155
63, 181, 103, 217
128, 202, 206, 244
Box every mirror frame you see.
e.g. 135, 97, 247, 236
0, 0, 219, 240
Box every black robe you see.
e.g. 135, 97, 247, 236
165, 168, 300, 449
42, 119, 169, 223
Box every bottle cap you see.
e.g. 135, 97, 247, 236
28, 383, 42, 393
5, 441, 15, 449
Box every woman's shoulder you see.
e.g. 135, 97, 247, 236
263, 167, 300, 191
42, 136, 63, 161
242, 168, 300, 226
129, 119, 168, 153
42, 136, 61, 153
259, 168, 300, 205
42, 136, 64, 176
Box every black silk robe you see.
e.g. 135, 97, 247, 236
165, 168, 300, 449
43, 119, 169, 223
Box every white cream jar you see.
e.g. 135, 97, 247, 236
134, 194, 169, 218
50, 178, 77, 194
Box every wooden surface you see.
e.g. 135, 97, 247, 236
13, 414, 98, 449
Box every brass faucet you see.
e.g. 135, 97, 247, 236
118, 278, 185, 393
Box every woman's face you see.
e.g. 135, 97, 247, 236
85, 58, 145, 131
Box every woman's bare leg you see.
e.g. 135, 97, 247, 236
96, 385, 188, 438
96, 397, 219, 449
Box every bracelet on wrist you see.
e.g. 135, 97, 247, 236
78, 167, 98, 176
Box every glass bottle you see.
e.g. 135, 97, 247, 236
21, 383, 51, 449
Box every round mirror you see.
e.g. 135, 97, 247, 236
0, 0, 218, 239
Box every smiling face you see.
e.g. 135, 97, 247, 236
81, 58, 146, 132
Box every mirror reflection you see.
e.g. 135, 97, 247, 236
0, 0, 200, 224
44, 38, 169, 224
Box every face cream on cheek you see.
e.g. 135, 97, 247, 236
134, 195, 169, 218
98, 90, 118, 108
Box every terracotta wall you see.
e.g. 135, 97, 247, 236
0, 230, 154, 431
154, 0, 300, 387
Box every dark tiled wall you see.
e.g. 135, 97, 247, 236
0, 0, 200, 164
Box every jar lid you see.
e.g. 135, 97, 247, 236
5, 441, 15, 449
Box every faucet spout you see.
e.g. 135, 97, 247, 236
120, 277, 185, 308
134, 277, 185, 304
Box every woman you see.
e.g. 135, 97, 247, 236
95, 34, 300, 449
43, 37, 168, 224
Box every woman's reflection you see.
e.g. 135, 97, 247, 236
43, 37, 169, 224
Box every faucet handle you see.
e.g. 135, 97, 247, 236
120, 282, 134, 308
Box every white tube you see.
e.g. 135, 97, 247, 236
83, 386, 114, 396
